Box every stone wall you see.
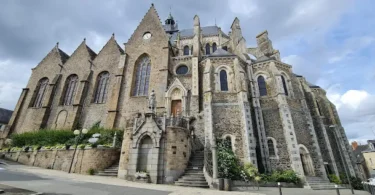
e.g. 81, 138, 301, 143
1, 148, 119, 174
164, 127, 191, 183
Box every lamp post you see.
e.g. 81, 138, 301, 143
68, 128, 88, 173
329, 125, 354, 194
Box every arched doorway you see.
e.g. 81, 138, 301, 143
137, 135, 153, 172
299, 145, 315, 176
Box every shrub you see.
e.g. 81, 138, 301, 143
261, 170, 301, 184
11, 129, 75, 147
350, 176, 363, 190
217, 139, 242, 180
83, 126, 123, 148
339, 172, 348, 184
329, 174, 342, 184
87, 168, 95, 175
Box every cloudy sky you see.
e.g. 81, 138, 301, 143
0, 0, 374, 143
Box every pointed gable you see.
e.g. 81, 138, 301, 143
96, 34, 124, 57
65, 39, 97, 64
33, 43, 70, 70
127, 4, 169, 45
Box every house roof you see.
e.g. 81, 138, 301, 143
0, 108, 13, 124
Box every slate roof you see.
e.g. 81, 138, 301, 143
169, 26, 229, 44
58, 49, 70, 64
209, 48, 235, 57
0, 108, 13, 124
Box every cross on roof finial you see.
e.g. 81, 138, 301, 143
56, 42, 59, 48
112, 33, 115, 38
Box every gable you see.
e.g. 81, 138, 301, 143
126, 4, 169, 47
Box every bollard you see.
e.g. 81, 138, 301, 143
335, 185, 340, 195
278, 182, 282, 195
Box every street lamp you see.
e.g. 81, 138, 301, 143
68, 129, 88, 173
329, 125, 354, 194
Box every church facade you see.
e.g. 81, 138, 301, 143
4, 4, 358, 185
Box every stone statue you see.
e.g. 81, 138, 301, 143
148, 89, 156, 112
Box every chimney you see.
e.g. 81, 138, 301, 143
351, 141, 358, 150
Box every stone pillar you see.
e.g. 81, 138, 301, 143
6, 88, 29, 133
212, 143, 218, 179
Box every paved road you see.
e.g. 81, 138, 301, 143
0, 160, 369, 195
0, 163, 170, 195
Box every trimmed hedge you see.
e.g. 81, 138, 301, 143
10, 126, 124, 148
11, 130, 75, 147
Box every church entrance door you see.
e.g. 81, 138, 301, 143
299, 146, 315, 176
171, 100, 182, 117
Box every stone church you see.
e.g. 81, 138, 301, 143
3, 4, 358, 187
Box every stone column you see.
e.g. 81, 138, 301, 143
212, 143, 218, 179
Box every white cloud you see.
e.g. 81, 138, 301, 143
326, 87, 375, 142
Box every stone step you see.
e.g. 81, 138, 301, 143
175, 180, 209, 185
98, 172, 118, 177
104, 168, 119, 171
102, 170, 118, 173
184, 173, 205, 176
174, 183, 209, 188
180, 177, 206, 181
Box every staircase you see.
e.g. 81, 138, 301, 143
306, 176, 345, 190
175, 150, 209, 188
97, 163, 119, 177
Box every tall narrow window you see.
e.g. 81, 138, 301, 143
316, 100, 322, 116
220, 70, 228, 91
257, 76, 267, 96
183, 45, 189, 56
212, 42, 217, 53
190, 46, 193, 55
94, 71, 110, 103
205, 43, 210, 55
225, 136, 233, 150
268, 139, 275, 156
133, 55, 151, 96
63, 75, 78, 106
281, 76, 288, 96
33, 78, 49, 108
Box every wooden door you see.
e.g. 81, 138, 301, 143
171, 100, 182, 117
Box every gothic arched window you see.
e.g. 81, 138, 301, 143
133, 55, 151, 96
257, 76, 267, 96
225, 136, 232, 150
94, 71, 110, 103
316, 100, 322, 116
183, 45, 189, 56
220, 70, 228, 91
212, 42, 217, 53
281, 75, 288, 96
268, 139, 275, 156
63, 74, 78, 106
205, 43, 210, 55
33, 78, 49, 108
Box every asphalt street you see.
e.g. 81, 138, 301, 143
0, 163, 170, 195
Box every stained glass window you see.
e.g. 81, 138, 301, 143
205, 43, 210, 55
257, 76, 267, 96
33, 78, 49, 108
220, 70, 228, 91
63, 75, 78, 106
268, 139, 275, 156
281, 76, 288, 96
212, 42, 217, 53
183, 45, 189, 56
94, 72, 110, 103
133, 56, 151, 96
176, 65, 188, 75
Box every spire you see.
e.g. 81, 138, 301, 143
164, 9, 178, 34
